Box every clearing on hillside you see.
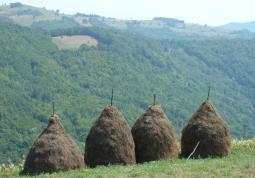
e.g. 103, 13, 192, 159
52, 35, 98, 49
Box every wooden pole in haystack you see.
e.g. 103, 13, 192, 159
153, 94, 156, 106
111, 88, 114, 106
207, 85, 211, 100
52, 101, 55, 116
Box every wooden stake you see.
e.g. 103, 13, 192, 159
52, 101, 55, 115
153, 94, 156, 105
111, 88, 114, 106
207, 85, 211, 100
187, 141, 200, 160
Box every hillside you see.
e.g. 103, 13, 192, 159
1, 3, 255, 40
1, 140, 255, 177
0, 21, 255, 164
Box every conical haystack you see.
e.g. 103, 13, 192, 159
181, 100, 231, 158
85, 106, 136, 167
22, 114, 84, 175
131, 105, 178, 163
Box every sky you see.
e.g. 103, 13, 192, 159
1, 0, 255, 26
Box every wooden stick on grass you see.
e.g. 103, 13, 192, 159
187, 141, 200, 160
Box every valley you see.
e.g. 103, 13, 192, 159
0, 3, 255, 165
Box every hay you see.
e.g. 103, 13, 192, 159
85, 106, 136, 167
131, 105, 178, 163
22, 114, 84, 175
181, 100, 231, 158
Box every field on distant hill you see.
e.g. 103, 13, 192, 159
0, 140, 254, 178
52, 35, 98, 49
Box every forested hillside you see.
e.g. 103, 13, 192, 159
0, 21, 255, 164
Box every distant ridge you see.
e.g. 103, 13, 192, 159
0, 3, 254, 39
221, 21, 255, 32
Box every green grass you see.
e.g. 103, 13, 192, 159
1, 140, 254, 178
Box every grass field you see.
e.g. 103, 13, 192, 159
0, 140, 254, 178
52, 35, 98, 50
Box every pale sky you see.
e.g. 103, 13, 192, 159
1, 0, 255, 26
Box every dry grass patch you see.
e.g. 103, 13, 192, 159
52, 35, 98, 50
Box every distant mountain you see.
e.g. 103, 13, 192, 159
221, 21, 255, 32
0, 3, 254, 40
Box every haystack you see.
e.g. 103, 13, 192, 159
131, 105, 178, 163
181, 100, 231, 158
85, 106, 136, 167
22, 114, 84, 175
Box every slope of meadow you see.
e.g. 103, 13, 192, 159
0, 140, 254, 178
0, 21, 255, 164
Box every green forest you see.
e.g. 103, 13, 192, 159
0, 20, 255, 164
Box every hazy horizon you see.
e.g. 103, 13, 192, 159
1, 0, 255, 26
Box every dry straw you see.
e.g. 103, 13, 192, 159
132, 105, 178, 163
22, 114, 84, 175
85, 106, 136, 167
181, 100, 231, 158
